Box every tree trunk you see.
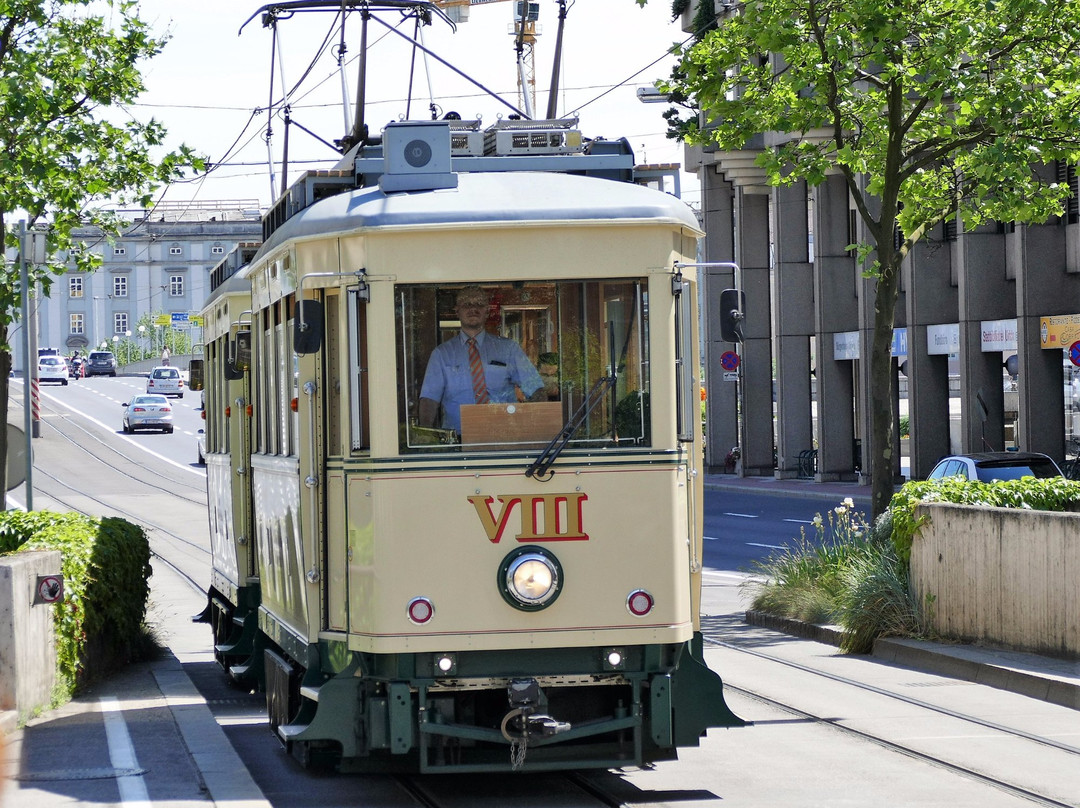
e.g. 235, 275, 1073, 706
869, 261, 902, 518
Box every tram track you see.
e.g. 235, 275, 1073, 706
17, 386, 212, 592
704, 633, 1080, 807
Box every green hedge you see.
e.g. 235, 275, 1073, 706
0, 511, 152, 696
888, 475, 1080, 563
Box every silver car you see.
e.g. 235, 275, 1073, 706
37, 355, 69, 385
122, 394, 174, 434
927, 451, 1062, 482
146, 365, 185, 398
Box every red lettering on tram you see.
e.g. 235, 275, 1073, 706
468, 493, 589, 543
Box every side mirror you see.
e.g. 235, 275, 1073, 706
719, 288, 745, 343
234, 330, 252, 371
188, 358, 205, 391
294, 299, 324, 355
223, 335, 245, 381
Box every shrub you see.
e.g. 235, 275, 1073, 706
0, 511, 152, 696
889, 475, 1080, 562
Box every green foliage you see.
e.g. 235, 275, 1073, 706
652, 0, 1080, 517
0, 0, 204, 344
746, 499, 928, 650
888, 475, 1080, 563
0, 510, 152, 696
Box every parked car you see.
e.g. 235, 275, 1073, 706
37, 355, 68, 385
121, 394, 173, 434
86, 351, 118, 377
926, 451, 1062, 483
146, 365, 185, 398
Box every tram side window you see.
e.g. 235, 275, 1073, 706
395, 279, 650, 452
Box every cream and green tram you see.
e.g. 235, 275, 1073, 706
202, 121, 743, 773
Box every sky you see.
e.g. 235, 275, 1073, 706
130, 0, 700, 211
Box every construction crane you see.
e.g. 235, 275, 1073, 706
433, 0, 569, 120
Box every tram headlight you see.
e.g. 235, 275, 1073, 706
498, 547, 563, 611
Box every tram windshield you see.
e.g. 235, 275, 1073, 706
396, 280, 649, 453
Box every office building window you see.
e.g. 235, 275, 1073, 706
69, 313, 84, 335
169, 275, 185, 297
113, 247, 126, 256
69, 277, 84, 298
114, 312, 128, 334
169, 245, 183, 255
211, 245, 225, 255
113, 275, 128, 297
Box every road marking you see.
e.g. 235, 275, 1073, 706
723, 512, 758, 518
13, 382, 204, 477
100, 696, 150, 804
701, 569, 752, 581
746, 542, 786, 550
783, 518, 814, 524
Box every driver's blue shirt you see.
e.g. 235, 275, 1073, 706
420, 331, 543, 432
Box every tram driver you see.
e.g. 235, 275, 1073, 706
417, 285, 545, 434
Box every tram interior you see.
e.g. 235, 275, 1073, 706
396, 280, 651, 452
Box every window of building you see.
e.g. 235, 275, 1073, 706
169, 275, 185, 297
113, 275, 128, 297
211, 244, 225, 255
69, 277, 84, 298
169, 245, 183, 255
114, 312, 128, 334
69, 313, 84, 335
113, 247, 126, 256
394, 279, 649, 453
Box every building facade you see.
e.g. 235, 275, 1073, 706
18, 200, 262, 370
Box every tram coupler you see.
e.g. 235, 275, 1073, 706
504, 678, 571, 739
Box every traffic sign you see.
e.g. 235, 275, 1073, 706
1070, 341, 1080, 367
35, 574, 64, 605
171, 312, 189, 324
720, 350, 740, 371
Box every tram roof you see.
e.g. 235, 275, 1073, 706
254, 171, 701, 261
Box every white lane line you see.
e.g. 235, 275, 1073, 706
13, 382, 203, 477
701, 569, 752, 581
783, 518, 814, 524
746, 542, 786, 549
100, 696, 150, 805
723, 512, 758, 518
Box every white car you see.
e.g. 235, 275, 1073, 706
37, 355, 69, 385
146, 365, 185, 398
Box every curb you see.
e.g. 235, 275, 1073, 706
873, 638, 1080, 712
743, 611, 1080, 712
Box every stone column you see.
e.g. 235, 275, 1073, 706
772, 181, 815, 478
735, 189, 774, 475
813, 175, 859, 479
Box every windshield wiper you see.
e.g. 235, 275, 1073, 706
525, 370, 617, 480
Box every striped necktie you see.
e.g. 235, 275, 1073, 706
467, 337, 490, 403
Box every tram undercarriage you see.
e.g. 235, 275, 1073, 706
241, 633, 743, 774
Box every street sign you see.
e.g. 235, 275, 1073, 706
35, 574, 64, 605
720, 350, 740, 371
154, 314, 171, 326
171, 312, 189, 325
722, 371, 739, 382
1070, 341, 1080, 367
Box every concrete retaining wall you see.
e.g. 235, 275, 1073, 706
911, 503, 1080, 658
0, 551, 61, 726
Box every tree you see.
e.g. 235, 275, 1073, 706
0, 1, 201, 503
651, 0, 1080, 515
